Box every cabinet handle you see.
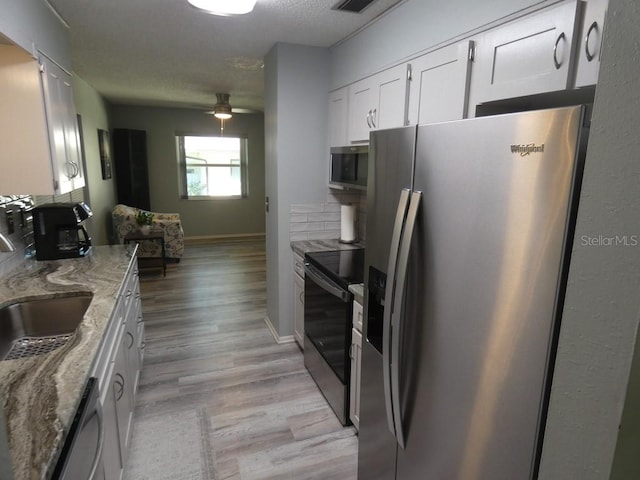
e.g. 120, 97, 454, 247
127, 331, 135, 349
299, 291, 304, 304
140, 341, 146, 350
114, 373, 125, 401
372, 108, 377, 128
125, 290, 133, 298
553, 32, 566, 70
64, 162, 74, 179
137, 315, 144, 324
585, 21, 599, 62
366, 110, 372, 128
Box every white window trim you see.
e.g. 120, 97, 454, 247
177, 134, 249, 200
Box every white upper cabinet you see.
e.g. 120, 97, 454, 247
0, 45, 84, 195
40, 53, 85, 193
328, 86, 348, 147
347, 63, 409, 143
574, 0, 608, 88
407, 41, 473, 125
347, 77, 375, 143
471, 0, 581, 104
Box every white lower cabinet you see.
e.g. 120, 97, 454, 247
293, 252, 305, 349
350, 300, 363, 430
113, 337, 134, 468
91, 261, 144, 479
102, 368, 122, 480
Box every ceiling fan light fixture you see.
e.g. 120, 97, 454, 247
213, 93, 233, 119
187, 0, 257, 16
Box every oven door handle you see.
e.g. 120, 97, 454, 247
304, 261, 350, 303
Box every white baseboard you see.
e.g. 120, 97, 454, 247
264, 316, 295, 345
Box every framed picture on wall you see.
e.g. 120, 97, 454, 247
98, 128, 112, 180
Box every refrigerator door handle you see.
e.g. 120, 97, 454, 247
389, 190, 422, 450
383, 188, 411, 441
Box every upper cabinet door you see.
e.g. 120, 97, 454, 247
40, 54, 85, 193
347, 63, 409, 143
0, 45, 53, 194
472, 0, 581, 104
347, 77, 375, 143
407, 41, 473, 125
328, 87, 348, 147
574, 0, 608, 88
375, 63, 409, 130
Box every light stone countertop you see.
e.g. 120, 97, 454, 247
0, 245, 137, 480
290, 239, 365, 257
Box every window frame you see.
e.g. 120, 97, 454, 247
177, 134, 249, 200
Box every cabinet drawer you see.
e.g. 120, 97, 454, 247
293, 252, 305, 278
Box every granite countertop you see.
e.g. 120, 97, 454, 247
290, 239, 365, 257
0, 245, 137, 480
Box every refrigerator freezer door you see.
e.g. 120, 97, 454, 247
359, 126, 417, 480
363, 126, 417, 308
395, 106, 585, 479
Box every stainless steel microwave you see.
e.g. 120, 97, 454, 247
329, 145, 368, 191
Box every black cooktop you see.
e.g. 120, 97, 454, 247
305, 248, 365, 288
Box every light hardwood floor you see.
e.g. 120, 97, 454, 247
126, 238, 358, 480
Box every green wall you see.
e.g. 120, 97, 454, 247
72, 76, 116, 246
109, 105, 265, 238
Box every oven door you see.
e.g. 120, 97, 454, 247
303, 260, 353, 384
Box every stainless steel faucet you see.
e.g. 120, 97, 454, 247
0, 233, 16, 252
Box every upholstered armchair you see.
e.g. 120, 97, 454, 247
112, 204, 184, 259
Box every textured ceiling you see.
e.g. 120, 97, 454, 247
47, 0, 404, 113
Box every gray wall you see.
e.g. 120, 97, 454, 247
264, 43, 331, 338
109, 105, 265, 238
73, 76, 116, 246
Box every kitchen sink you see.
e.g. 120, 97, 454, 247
0, 294, 93, 361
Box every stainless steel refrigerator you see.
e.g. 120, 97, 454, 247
358, 106, 589, 480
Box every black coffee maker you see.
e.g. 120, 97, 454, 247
33, 202, 93, 260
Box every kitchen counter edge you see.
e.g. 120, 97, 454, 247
290, 239, 364, 257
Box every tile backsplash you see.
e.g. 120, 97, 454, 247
290, 190, 367, 242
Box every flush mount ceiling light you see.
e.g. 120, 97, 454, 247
187, 0, 256, 16
213, 93, 233, 119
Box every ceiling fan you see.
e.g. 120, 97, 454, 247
203, 93, 258, 118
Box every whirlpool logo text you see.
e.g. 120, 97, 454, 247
510, 143, 545, 156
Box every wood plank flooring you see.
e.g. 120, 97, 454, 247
125, 238, 358, 480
